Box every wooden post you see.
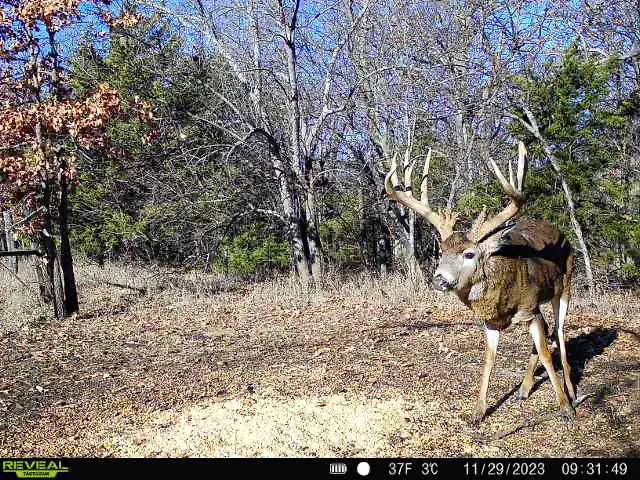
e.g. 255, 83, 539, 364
0, 213, 5, 251
29, 239, 49, 303
3, 210, 17, 273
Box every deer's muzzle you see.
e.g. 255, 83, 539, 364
432, 273, 452, 292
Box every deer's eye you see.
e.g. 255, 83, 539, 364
463, 251, 475, 260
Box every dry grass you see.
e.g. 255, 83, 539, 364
247, 269, 640, 317
1, 260, 639, 457
0, 260, 49, 333
3, 259, 639, 334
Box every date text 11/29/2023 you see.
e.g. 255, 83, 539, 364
384, 459, 632, 478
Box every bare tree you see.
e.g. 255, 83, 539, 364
346, 0, 548, 269
145, 0, 374, 283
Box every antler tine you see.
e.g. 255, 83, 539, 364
384, 148, 457, 240
404, 156, 417, 194
508, 157, 515, 189
469, 142, 529, 242
517, 140, 528, 191
488, 157, 512, 197
420, 148, 432, 208
385, 153, 400, 200
487, 155, 524, 201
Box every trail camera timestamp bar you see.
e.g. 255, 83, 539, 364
383, 459, 634, 479
0, 458, 636, 479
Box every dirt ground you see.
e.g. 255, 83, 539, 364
1, 265, 639, 457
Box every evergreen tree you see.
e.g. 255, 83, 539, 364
510, 45, 639, 286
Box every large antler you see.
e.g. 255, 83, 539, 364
384, 148, 459, 240
469, 141, 529, 242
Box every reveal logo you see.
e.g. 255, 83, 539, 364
2, 460, 69, 478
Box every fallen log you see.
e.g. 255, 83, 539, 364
0, 249, 43, 257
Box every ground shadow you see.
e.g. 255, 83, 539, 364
486, 383, 522, 417
527, 327, 618, 397
411, 320, 476, 330
488, 327, 618, 415
623, 447, 640, 458
563, 327, 619, 385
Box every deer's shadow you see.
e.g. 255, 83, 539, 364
487, 327, 618, 416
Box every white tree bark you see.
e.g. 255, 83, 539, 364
514, 109, 596, 294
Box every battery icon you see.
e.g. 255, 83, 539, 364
329, 463, 348, 474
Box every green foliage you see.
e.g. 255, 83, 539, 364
69, 9, 263, 265
512, 45, 623, 144
321, 220, 361, 267
509, 44, 640, 283
457, 180, 504, 224
102, 211, 148, 249
69, 11, 178, 260
618, 262, 640, 281
71, 210, 148, 258
319, 192, 362, 268
215, 226, 290, 276
71, 226, 104, 258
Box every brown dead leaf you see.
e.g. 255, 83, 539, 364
313, 347, 330, 357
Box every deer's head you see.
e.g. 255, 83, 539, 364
384, 142, 528, 293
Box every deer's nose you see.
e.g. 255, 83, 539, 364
432, 273, 451, 291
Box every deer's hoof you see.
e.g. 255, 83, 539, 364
560, 404, 576, 420
515, 388, 530, 401
470, 410, 485, 426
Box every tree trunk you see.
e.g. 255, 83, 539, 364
291, 225, 311, 283
358, 181, 367, 266
31, 240, 48, 303
53, 254, 65, 318
270, 152, 315, 284
59, 171, 79, 314
280, 15, 324, 284
39, 180, 65, 318
393, 237, 419, 273
407, 209, 417, 274
517, 111, 596, 294
40, 231, 64, 319
3, 210, 17, 273
0, 213, 5, 252
542, 146, 596, 294
365, 150, 418, 273
382, 203, 418, 273
304, 187, 323, 280
377, 236, 390, 275
387, 201, 419, 274
553, 167, 596, 293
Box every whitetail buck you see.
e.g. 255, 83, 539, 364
385, 142, 576, 425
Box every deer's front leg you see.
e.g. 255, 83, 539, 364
471, 323, 500, 425
529, 313, 575, 419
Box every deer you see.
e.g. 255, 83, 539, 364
384, 141, 576, 425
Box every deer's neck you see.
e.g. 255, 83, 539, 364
457, 279, 516, 329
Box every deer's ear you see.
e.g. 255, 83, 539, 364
478, 224, 518, 256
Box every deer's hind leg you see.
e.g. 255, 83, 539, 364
552, 291, 576, 402
517, 319, 548, 400
552, 252, 576, 402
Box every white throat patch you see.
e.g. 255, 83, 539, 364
468, 282, 485, 301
